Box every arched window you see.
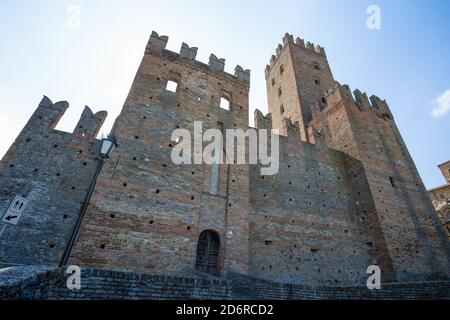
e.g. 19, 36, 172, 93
196, 230, 221, 276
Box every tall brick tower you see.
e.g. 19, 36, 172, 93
69, 32, 252, 276
265, 33, 335, 142
266, 33, 450, 282
308, 79, 450, 281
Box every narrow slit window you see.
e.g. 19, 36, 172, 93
280, 104, 285, 115
220, 97, 230, 110
389, 177, 396, 188
165, 80, 178, 93
321, 96, 327, 104
278, 88, 283, 97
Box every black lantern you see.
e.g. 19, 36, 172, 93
100, 136, 117, 159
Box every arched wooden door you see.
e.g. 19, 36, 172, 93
195, 230, 221, 276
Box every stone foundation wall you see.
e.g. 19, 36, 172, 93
1, 266, 448, 300
0, 266, 232, 300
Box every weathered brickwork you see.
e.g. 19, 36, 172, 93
0, 98, 106, 268
308, 83, 450, 282
265, 34, 334, 142
1, 266, 448, 300
0, 266, 233, 300
69, 32, 251, 276
0, 31, 448, 294
249, 113, 384, 286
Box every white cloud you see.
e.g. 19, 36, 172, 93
431, 89, 450, 118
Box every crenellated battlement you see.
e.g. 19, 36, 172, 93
310, 126, 328, 151
146, 31, 250, 85
180, 42, 198, 61
28, 96, 107, 138
254, 109, 273, 130
73, 106, 108, 138
32, 96, 69, 130
265, 33, 326, 78
282, 117, 301, 140
319, 81, 393, 120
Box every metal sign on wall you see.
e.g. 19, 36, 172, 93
1, 196, 29, 226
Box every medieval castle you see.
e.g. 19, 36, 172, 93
0, 32, 449, 299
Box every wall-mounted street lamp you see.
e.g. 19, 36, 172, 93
59, 135, 117, 267
100, 136, 117, 159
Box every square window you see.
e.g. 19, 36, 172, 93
220, 97, 230, 110
165, 80, 178, 93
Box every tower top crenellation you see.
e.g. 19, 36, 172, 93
147, 31, 250, 85
265, 33, 326, 78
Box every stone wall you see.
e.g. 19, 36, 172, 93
0, 98, 106, 267
265, 33, 334, 142
249, 114, 380, 286
1, 266, 448, 300
0, 32, 448, 289
69, 32, 252, 276
229, 272, 450, 300
0, 266, 232, 300
310, 83, 450, 282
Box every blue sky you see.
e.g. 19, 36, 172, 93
0, 0, 449, 189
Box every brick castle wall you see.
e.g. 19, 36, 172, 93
0, 98, 106, 267
1, 266, 448, 300
0, 32, 448, 289
309, 83, 450, 282
69, 32, 252, 276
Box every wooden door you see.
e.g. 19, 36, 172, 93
195, 230, 220, 276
